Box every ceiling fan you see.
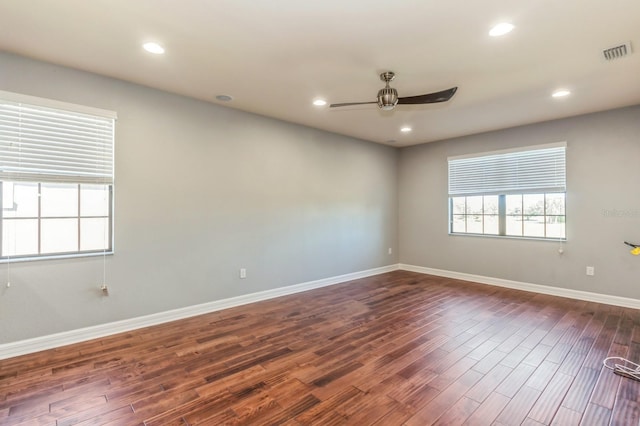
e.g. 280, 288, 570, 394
330, 71, 457, 111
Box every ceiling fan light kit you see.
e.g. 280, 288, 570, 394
330, 71, 457, 111
377, 71, 399, 110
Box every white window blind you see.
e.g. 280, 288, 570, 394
0, 91, 116, 184
448, 143, 566, 196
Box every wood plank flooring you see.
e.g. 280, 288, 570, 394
1, 270, 640, 425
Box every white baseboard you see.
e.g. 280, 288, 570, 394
399, 264, 640, 310
0, 264, 399, 360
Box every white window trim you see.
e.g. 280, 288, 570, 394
447, 141, 566, 162
0, 90, 117, 120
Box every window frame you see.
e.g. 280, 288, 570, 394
0, 91, 115, 262
447, 143, 567, 241
0, 182, 114, 261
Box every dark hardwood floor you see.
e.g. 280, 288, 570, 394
1, 270, 640, 425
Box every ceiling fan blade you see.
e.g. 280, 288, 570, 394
329, 101, 377, 108
397, 87, 458, 105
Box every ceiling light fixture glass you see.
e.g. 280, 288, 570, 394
400, 127, 412, 133
489, 23, 515, 37
552, 89, 571, 98
143, 42, 165, 54
312, 99, 327, 106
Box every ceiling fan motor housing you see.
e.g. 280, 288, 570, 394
377, 87, 398, 110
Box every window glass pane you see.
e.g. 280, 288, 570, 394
448, 191, 565, 240
2, 219, 38, 256
466, 196, 483, 215
2, 182, 39, 218
80, 218, 109, 251
506, 215, 522, 236
546, 216, 566, 238
1, 181, 114, 258
452, 215, 465, 233
506, 195, 522, 215
41, 218, 78, 253
467, 215, 483, 233
1, 183, 13, 214
41, 183, 78, 217
484, 196, 499, 215
451, 197, 466, 215
546, 193, 565, 215
523, 216, 545, 237
80, 184, 110, 217
484, 215, 499, 235
523, 194, 545, 216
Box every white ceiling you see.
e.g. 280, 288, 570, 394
1, 0, 639, 146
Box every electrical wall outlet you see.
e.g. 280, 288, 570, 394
586, 266, 595, 276
239, 268, 247, 279
388, 247, 393, 255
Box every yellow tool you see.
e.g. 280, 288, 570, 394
624, 241, 640, 256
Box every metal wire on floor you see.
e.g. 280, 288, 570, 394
603, 357, 640, 381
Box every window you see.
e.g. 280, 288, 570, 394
448, 143, 566, 240
0, 91, 116, 260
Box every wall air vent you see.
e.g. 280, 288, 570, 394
602, 41, 632, 61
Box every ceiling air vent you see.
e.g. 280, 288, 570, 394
602, 41, 632, 60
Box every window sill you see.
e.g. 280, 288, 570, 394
448, 232, 566, 242
0, 251, 114, 264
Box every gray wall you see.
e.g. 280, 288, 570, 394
399, 105, 640, 299
0, 52, 398, 344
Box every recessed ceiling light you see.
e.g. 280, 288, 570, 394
143, 42, 165, 54
552, 89, 571, 98
312, 99, 327, 106
489, 23, 515, 37
400, 127, 412, 133
215, 95, 233, 102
